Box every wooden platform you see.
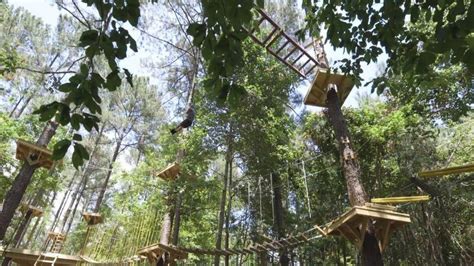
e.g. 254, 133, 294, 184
304, 69, 354, 107
0, 247, 97, 265
20, 203, 44, 217
82, 212, 103, 225
418, 163, 474, 178
15, 139, 54, 169
156, 162, 180, 181
325, 203, 411, 252
137, 243, 188, 262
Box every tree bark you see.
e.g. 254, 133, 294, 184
24, 215, 41, 247
224, 161, 233, 266
271, 172, 290, 266
93, 136, 122, 212
214, 160, 230, 266
171, 191, 183, 245
0, 121, 58, 241
326, 89, 382, 265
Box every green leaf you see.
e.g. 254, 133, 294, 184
52, 139, 71, 160
129, 38, 138, 52
58, 83, 75, 93
70, 114, 83, 130
71, 147, 83, 169
75, 142, 90, 160
79, 29, 99, 47
73, 133, 82, 141
105, 70, 121, 91
124, 68, 133, 87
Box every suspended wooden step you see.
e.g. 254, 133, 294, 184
371, 195, 430, 204
0, 247, 97, 266
304, 68, 354, 107
418, 163, 474, 178
20, 203, 44, 217
246, 9, 322, 78
16, 139, 54, 169
82, 212, 103, 225
156, 162, 180, 181
325, 203, 411, 252
137, 243, 188, 263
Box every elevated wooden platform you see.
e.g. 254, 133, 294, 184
0, 247, 97, 265
138, 243, 188, 262
20, 203, 44, 217
82, 212, 103, 225
418, 163, 474, 178
371, 195, 430, 204
304, 69, 354, 107
325, 203, 411, 252
156, 162, 180, 181
16, 139, 54, 169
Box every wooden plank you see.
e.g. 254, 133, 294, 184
156, 162, 180, 181
243, 248, 254, 254
313, 225, 327, 236
418, 163, 474, 178
371, 195, 430, 204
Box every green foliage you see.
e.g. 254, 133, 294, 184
186, 0, 263, 103
301, 0, 474, 80
31, 0, 141, 168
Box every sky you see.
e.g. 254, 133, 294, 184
9, 0, 387, 112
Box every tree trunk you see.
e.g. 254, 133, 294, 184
171, 191, 183, 245
325, 89, 382, 265
158, 204, 174, 265
271, 172, 289, 266
12, 210, 33, 248
93, 136, 122, 212
24, 215, 41, 247
13, 95, 33, 119
224, 161, 233, 266
9, 95, 24, 118
214, 159, 230, 266
0, 121, 58, 241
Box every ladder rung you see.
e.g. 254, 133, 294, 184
262, 28, 279, 46
282, 47, 298, 60
265, 30, 282, 48
298, 59, 311, 70
249, 17, 266, 35
305, 64, 317, 75
291, 52, 305, 65
275, 41, 290, 54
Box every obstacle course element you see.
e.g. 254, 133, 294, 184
418, 163, 474, 178
138, 243, 188, 263
0, 247, 97, 265
304, 69, 354, 107
371, 195, 430, 204
20, 203, 44, 217
246, 9, 321, 78
137, 224, 325, 260
16, 139, 54, 169
82, 212, 103, 226
156, 162, 180, 181
47, 232, 66, 253
325, 203, 410, 252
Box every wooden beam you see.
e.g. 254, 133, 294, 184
418, 163, 474, 178
371, 195, 430, 204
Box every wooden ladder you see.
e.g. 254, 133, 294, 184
246, 9, 322, 78
50, 234, 65, 253
34, 253, 58, 266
